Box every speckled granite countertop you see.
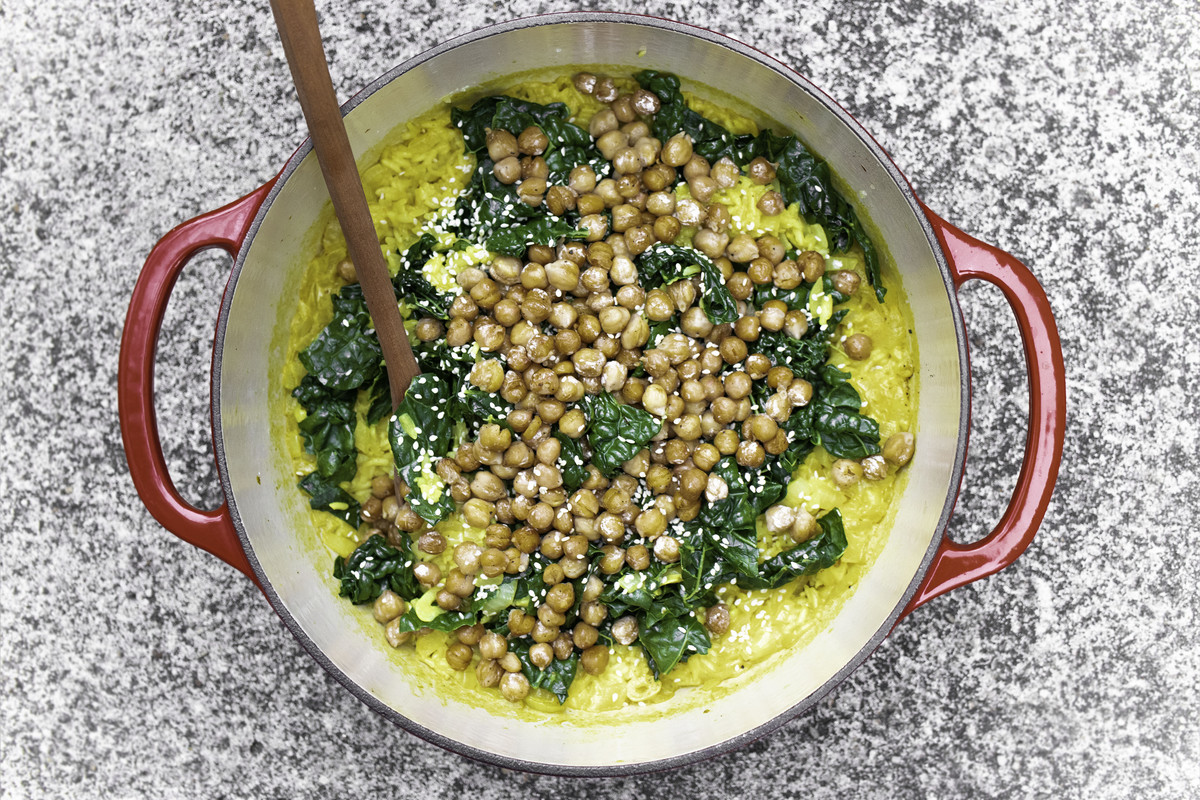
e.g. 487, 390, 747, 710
3, 0, 1198, 797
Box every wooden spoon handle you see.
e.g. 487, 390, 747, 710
269, 0, 419, 403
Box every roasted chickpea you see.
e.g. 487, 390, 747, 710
883, 432, 916, 466
747, 157, 776, 184
845, 333, 873, 361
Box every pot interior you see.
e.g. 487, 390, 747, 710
213, 14, 965, 773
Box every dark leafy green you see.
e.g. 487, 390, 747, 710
293, 376, 358, 484
554, 430, 589, 493
485, 215, 588, 259
389, 606, 477, 634
298, 285, 383, 393
583, 392, 662, 477
810, 365, 882, 459
639, 611, 711, 678
637, 244, 738, 324
388, 374, 461, 524
293, 284, 386, 528
755, 328, 829, 381
332, 535, 421, 604
462, 387, 513, 430
388, 233, 453, 320
738, 510, 848, 590
298, 471, 360, 528
449, 95, 594, 255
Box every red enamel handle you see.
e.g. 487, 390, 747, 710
118, 183, 275, 583
900, 205, 1066, 617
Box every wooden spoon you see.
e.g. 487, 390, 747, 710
269, 0, 419, 406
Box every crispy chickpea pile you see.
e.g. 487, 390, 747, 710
347, 74, 916, 703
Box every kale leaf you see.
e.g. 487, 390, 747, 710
293, 283, 386, 528
389, 606, 477, 634
739, 509, 848, 590
756, 327, 829, 382
388, 233, 453, 320
637, 244, 738, 324
332, 535, 421, 604
485, 215, 588, 259
810, 365, 881, 459
298, 471, 360, 528
388, 374, 461, 524
462, 387, 513, 431
554, 430, 589, 493
293, 376, 358, 484
638, 611, 711, 678
298, 284, 383, 392
583, 392, 662, 477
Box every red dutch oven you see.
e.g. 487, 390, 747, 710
118, 13, 1065, 775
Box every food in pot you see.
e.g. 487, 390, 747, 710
282, 70, 917, 711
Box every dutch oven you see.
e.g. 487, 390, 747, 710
118, 13, 1066, 775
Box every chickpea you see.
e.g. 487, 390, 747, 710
797, 250, 826, 283
337, 259, 357, 283
883, 432, 916, 466
674, 196, 706, 227
832, 270, 861, 296
861, 454, 888, 481
791, 507, 819, 542
745, 414, 779, 444
412, 561, 441, 587
648, 534, 679, 564
694, 229, 729, 260
845, 333, 873, 360
476, 658, 503, 688
480, 628, 508, 662
774, 259, 802, 290
372, 590, 406, 624
784, 309, 810, 339
415, 317, 443, 342
546, 582, 575, 614
726, 272, 753, 301
705, 604, 731, 636
832, 458, 864, 488
581, 645, 610, 675
661, 133, 694, 167
486, 128, 518, 161
757, 190, 785, 215
720, 336, 748, 365
747, 257, 774, 286
747, 157, 776, 184
736, 439, 766, 468
446, 642, 473, 671
517, 125, 549, 155
710, 157, 739, 188
611, 615, 640, 645
733, 315, 761, 342
493, 155, 521, 184
500, 671, 531, 702
418, 530, 447, 555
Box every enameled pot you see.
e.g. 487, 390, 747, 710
118, 13, 1065, 775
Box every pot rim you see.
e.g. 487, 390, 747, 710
211, 11, 969, 776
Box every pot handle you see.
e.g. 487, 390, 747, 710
118, 182, 276, 584
899, 205, 1066, 617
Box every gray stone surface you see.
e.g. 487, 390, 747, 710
2, 0, 1198, 797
